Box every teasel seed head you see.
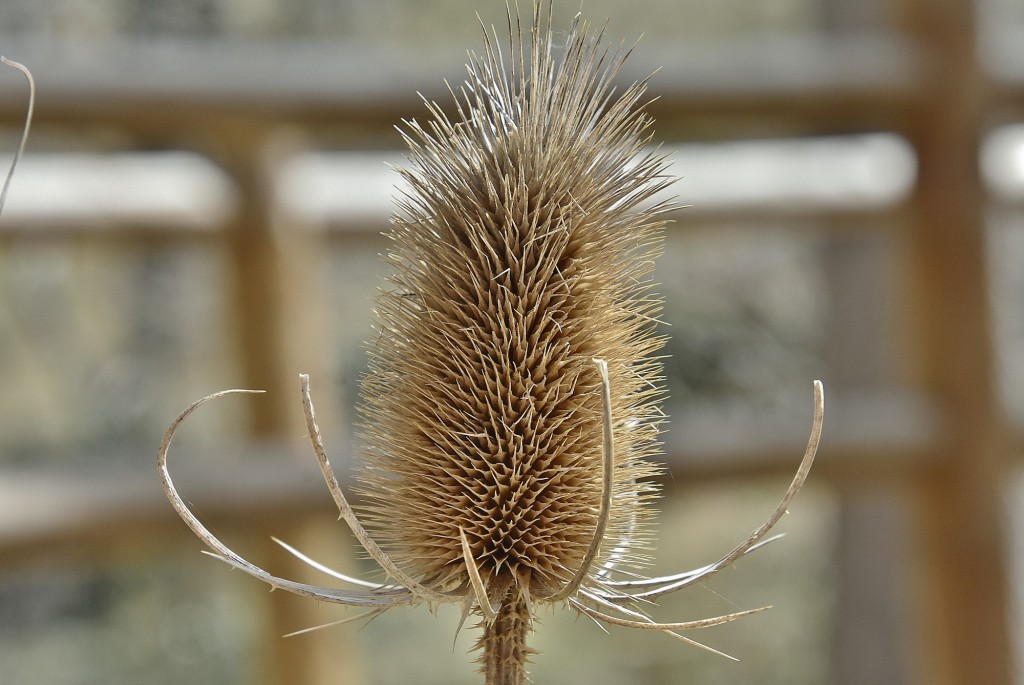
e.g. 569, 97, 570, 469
356, 4, 672, 608
157, 3, 824, 681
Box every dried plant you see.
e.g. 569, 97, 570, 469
0, 56, 34, 212
158, 4, 824, 684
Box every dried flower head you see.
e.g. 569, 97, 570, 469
360, 5, 668, 610
158, 4, 823, 684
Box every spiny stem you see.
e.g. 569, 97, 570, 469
480, 589, 533, 685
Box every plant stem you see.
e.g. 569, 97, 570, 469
481, 589, 532, 685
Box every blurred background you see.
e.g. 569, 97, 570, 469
0, 0, 1020, 683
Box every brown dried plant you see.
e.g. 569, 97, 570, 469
0, 56, 34, 213
158, 5, 824, 684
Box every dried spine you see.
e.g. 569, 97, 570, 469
157, 5, 825, 684
0, 56, 34, 213
361, 2, 668, 608
358, 9, 670, 676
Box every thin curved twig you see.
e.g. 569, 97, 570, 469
271, 537, 403, 592
157, 389, 414, 608
283, 607, 389, 638
576, 583, 769, 649
0, 57, 33, 215
460, 526, 497, 624
570, 599, 752, 660
591, 535, 785, 597
548, 357, 615, 602
618, 380, 824, 602
299, 373, 454, 604
572, 596, 769, 633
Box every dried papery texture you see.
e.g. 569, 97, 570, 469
357, 4, 672, 610
157, 3, 824, 682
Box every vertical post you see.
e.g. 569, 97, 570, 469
215, 120, 301, 438
898, 1, 1015, 683
822, 235, 913, 685
208, 119, 326, 685
817, 1, 914, 679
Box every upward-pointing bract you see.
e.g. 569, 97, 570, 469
157, 5, 824, 685
357, 5, 671, 609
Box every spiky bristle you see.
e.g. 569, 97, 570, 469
357, 4, 672, 607
153, 6, 822, 681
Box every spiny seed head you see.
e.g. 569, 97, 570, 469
154, 6, 822, 680
357, 6, 672, 606
155, 6, 821, 675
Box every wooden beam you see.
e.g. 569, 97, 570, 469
0, 385, 943, 569
897, 1, 1015, 684
205, 122, 328, 685
0, 32, 924, 132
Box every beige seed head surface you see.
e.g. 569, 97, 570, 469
356, 6, 674, 605
154, 6, 823, 680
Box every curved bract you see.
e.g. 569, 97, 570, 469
159, 376, 823, 666
157, 3, 825, 683
358, 5, 670, 605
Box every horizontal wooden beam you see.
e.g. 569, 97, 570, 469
0, 134, 916, 238
0, 388, 948, 568
0, 31, 925, 130
0, 152, 234, 232
0, 441, 327, 566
